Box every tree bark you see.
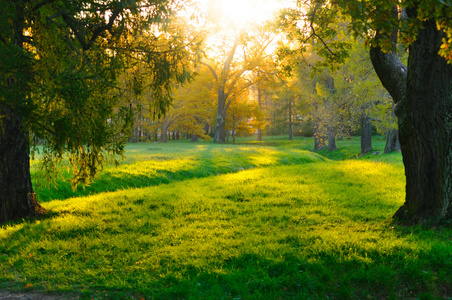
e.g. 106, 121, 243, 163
257, 86, 263, 141
288, 99, 293, 140
395, 19, 452, 222
370, 12, 452, 223
213, 39, 240, 143
0, 6, 45, 223
161, 124, 168, 143
232, 120, 236, 143
384, 129, 400, 154
328, 127, 336, 151
0, 107, 45, 223
214, 91, 227, 143
361, 115, 372, 154
384, 103, 400, 154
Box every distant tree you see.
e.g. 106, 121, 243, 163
151, 67, 216, 142
0, 0, 199, 223
226, 87, 265, 143
202, 25, 275, 143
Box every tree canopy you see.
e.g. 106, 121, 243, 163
0, 0, 201, 222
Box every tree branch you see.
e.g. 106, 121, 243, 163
369, 6, 407, 105
200, 62, 218, 83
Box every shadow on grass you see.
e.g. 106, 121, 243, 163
34, 144, 326, 203
1, 159, 450, 300
1, 222, 450, 299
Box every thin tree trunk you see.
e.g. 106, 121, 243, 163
161, 124, 168, 143
328, 127, 336, 151
232, 120, 236, 143
214, 92, 227, 143
384, 129, 400, 154
361, 115, 373, 154
0, 107, 45, 222
384, 103, 400, 153
257, 86, 263, 141
288, 98, 293, 140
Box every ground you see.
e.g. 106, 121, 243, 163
0, 291, 78, 300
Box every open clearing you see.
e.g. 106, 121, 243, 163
1, 137, 451, 299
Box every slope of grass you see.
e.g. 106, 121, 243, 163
1, 138, 451, 299
32, 139, 327, 202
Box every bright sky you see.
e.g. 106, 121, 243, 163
198, 0, 296, 28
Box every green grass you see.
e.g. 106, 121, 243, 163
32, 138, 327, 202
1, 136, 451, 299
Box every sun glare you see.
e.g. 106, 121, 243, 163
203, 0, 293, 28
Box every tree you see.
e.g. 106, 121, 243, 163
226, 85, 265, 142
0, 0, 199, 223
338, 1, 452, 223
202, 25, 276, 143
286, 0, 452, 223
151, 66, 216, 142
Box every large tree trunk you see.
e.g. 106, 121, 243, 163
370, 13, 452, 223
361, 115, 372, 154
0, 107, 45, 223
0, 9, 44, 223
394, 19, 452, 222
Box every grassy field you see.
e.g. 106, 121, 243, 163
1, 136, 451, 299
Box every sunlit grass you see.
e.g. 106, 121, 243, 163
1, 137, 451, 299
32, 139, 327, 202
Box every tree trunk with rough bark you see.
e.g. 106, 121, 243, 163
395, 20, 452, 222
0, 11, 45, 222
0, 107, 45, 223
370, 11, 452, 223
